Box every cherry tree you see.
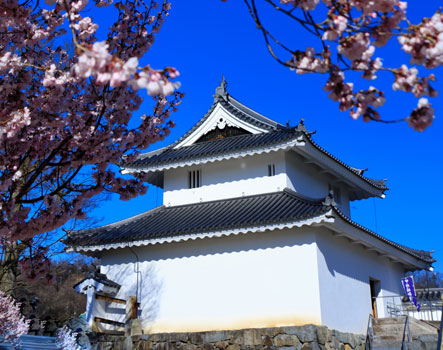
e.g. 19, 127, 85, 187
0, 0, 182, 289
0, 291, 29, 346
241, 0, 439, 131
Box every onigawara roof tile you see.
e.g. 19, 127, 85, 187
65, 189, 432, 264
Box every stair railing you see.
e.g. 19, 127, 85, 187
364, 314, 374, 350
401, 315, 411, 350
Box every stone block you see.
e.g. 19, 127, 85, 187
295, 326, 317, 343
273, 334, 300, 347
204, 331, 231, 343
263, 336, 273, 347
301, 342, 320, 350
169, 333, 190, 343
316, 327, 328, 345
264, 327, 284, 337
334, 331, 350, 346
179, 343, 198, 350
203, 343, 219, 350
140, 340, 153, 350
280, 346, 302, 350
215, 341, 231, 349
189, 332, 204, 344
227, 344, 241, 350
243, 329, 262, 346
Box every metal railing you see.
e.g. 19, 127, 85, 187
400, 315, 410, 350
373, 294, 442, 321
364, 314, 374, 350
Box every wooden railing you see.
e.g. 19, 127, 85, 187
93, 294, 140, 335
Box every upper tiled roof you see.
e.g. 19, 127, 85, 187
66, 189, 432, 264
168, 78, 285, 149
123, 81, 387, 193
127, 128, 300, 168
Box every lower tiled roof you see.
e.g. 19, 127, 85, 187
66, 190, 327, 247
65, 190, 433, 264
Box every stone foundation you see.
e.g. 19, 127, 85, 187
89, 325, 441, 350
89, 325, 366, 350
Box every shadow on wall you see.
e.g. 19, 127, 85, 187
104, 263, 163, 331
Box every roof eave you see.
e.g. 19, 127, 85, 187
65, 212, 335, 253
323, 210, 432, 270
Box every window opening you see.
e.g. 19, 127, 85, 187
188, 170, 201, 188
268, 164, 276, 176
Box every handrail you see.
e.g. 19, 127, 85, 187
437, 299, 443, 350
400, 316, 410, 350
364, 314, 373, 350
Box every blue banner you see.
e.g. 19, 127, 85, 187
401, 276, 420, 311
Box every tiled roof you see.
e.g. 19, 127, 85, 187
66, 190, 328, 247
127, 128, 300, 168
73, 270, 121, 290
169, 79, 285, 149
65, 190, 432, 264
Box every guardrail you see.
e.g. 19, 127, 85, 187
373, 294, 442, 321
93, 294, 139, 335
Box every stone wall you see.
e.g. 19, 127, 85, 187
89, 325, 366, 350
89, 325, 441, 350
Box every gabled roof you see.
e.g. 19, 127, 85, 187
169, 77, 285, 148
121, 79, 387, 199
65, 189, 433, 268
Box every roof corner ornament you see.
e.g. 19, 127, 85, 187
322, 190, 337, 207
213, 75, 229, 101
295, 118, 308, 133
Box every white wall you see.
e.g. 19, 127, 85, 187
315, 228, 406, 334
100, 227, 323, 333
284, 151, 351, 216
163, 152, 287, 206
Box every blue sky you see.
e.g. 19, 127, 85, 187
88, 1, 443, 271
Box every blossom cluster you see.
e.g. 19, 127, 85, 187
0, 0, 183, 261
56, 327, 82, 350
272, 0, 438, 130
0, 291, 29, 346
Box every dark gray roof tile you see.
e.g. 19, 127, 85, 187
66, 190, 432, 264
66, 190, 328, 247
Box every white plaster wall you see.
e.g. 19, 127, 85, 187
284, 151, 351, 217
163, 152, 287, 206
315, 228, 406, 334
99, 227, 322, 333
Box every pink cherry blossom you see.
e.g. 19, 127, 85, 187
0, 291, 29, 346
0, 0, 182, 249
407, 98, 434, 131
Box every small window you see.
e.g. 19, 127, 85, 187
188, 170, 201, 188
268, 164, 276, 176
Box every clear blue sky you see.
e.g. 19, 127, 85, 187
88, 1, 443, 271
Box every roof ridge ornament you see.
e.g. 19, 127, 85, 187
213, 75, 229, 101
295, 118, 307, 132
322, 190, 337, 207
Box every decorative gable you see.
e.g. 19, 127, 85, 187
174, 97, 270, 148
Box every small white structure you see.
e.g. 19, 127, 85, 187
67, 79, 434, 335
